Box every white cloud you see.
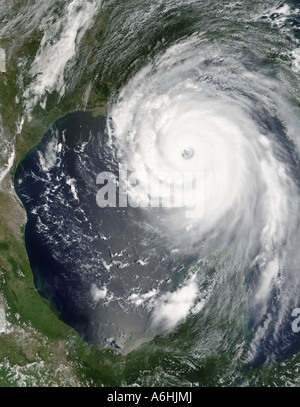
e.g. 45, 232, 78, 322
90, 284, 107, 301
150, 274, 198, 331
23, 0, 101, 117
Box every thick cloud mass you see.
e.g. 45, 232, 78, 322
108, 39, 300, 362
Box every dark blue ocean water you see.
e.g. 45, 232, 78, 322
14, 111, 195, 347
15, 112, 108, 339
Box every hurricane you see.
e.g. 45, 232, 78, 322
7, 0, 300, 386
105, 30, 300, 362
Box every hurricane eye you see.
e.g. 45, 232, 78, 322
181, 147, 194, 160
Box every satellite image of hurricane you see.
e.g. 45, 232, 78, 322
1, 0, 300, 389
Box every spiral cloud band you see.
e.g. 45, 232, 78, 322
107, 37, 300, 362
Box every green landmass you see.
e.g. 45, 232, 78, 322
0, 5, 117, 387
